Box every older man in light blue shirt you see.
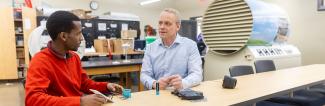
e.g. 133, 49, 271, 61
141, 8, 202, 90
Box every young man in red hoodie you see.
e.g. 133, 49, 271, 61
25, 11, 123, 106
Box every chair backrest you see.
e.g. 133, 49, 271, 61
229, 65, 254, 77
254, 60, 276, 73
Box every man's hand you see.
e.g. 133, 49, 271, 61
153, 77, 170, 90
169, 75, 183, 90
81, 94, 106, 106
107, 83, 123, 94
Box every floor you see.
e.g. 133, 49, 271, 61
0, 80, 138, 106
0, 82, 24, 106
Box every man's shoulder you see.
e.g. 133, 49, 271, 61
29, 48, 54, 68
32, 48, 52, 61
178, 36, 197, 45
146, 39, 160, 49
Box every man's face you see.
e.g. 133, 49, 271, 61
158, 12, 180, 39
65, 21, 83, 51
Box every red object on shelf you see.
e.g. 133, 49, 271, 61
25, 0, 32, 8
14, 8, 22, 12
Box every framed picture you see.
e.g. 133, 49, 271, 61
318, 0, 325, 11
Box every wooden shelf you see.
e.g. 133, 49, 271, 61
15, 33, 23, 35
16, 46, 24, 48
18, 66, 25, 68
14, 19, 22, 21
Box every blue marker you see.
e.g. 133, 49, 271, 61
156, 82, 159, 95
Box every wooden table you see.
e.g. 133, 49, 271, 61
103, 64, 325, 106
82, 59, 144, 91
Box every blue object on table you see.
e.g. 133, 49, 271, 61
123, 89, 131, 99
156, 82, 159, 95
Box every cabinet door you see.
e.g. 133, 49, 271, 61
0, 7, 18, 79
22, 7, 36, 66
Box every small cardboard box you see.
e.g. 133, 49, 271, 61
16, 48, 25, 58
122, 39, 134, 53
71, 9, 92, 19
112, 39, 134, 54
94, 39, 113, 53
112, 39, 123, 54
121, 30, 137, 39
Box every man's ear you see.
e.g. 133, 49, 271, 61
176, 22, 181, 31
58, 32, 67, 41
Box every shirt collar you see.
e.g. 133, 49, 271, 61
47, 41, 71, 59
158, 33, 182, 47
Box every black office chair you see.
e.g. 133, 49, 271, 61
268, 90, 325, 106
254, 60, 276, 73
254, 60, 325, 106
229, 65, 254, 77
309, 84, 325, 95
91, 74, 120, 83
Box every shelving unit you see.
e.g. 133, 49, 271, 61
14, 9, 25, 70
0, 7, 19, 79
0, 7, 36, 80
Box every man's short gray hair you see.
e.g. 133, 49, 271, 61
162, 8, 181, 24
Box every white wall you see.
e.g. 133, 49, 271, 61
30, 0, 163, 29
0, 0, 13, 8
0, 0, 165, 37
175, 0, 214, 19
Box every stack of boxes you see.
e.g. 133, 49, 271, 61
94, 39, 113, 53
93, 30, 137, 54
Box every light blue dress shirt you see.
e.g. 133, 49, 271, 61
140, 34, 203, 89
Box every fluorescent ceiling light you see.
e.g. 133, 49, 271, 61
140, 0, 161, 5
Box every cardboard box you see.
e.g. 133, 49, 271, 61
122, 39, 134, 53
16, 48, 25, 59
70, 9, 92, 19
112, 39, 134, 54
121, 30, 137, 39
112, 39, 123, 54
94, 39, 113, 53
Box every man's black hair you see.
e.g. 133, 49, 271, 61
46, 11, 80, 40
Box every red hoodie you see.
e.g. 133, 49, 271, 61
25, 46, 109, 106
